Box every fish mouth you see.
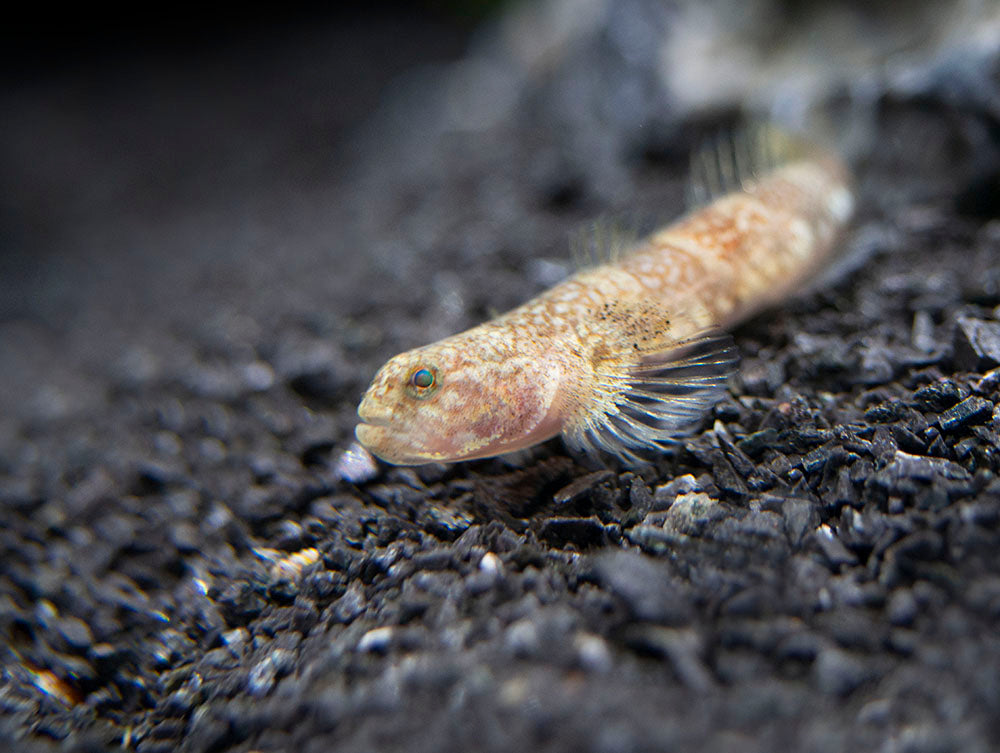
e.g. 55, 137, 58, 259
355, 402, 428, 465
356, 393, 395, 428
356, 415, 393, 429
354, 421, 388, 451
355, 395, 448, 465
354, 422, 440, 466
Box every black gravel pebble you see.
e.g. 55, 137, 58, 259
938, 396, 994, 432
912, 379, 965, 411
589, 550, 694, 625
780, 497, 819, 547
813, 646, 875, 696
553, 471, 616, 505
55, 616, 95, 653
953, 317, 1000, 371
537, 516, 612, 549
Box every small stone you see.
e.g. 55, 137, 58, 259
246, 658, 275, 697
864, 400, 908, 423
56, 616, 94, 652
479, 552, 502, 576
939, 396, 993, 432
886, 589, 918, 626
736, 428, 781, 458
781, 498, 819, 547
160, 686, 198, 717
880, 531, 947, 588
710, 450, 748, 498
891, 424, 926, 454
785, 428, 834, 451
959, 499, 1000, 528
895, 725, 962, 753
419, 503, 474, 540
927, 434, 949, 457
954, 437, 979, 461
664, 492, 728, 536
803, 442, 848, 475
332, 582, 366, 624
333, 443, 379, 483
975, 367, 1000, 394
885, 450, 971, 482
887, 628, 919, 656
820, 607, 886, 651
714, 424, 756, 478
169, 522, 201, 553
221, 628, 250, 651
815, 524, 858, 568
953, 317, 1000, 371
729, 510, 784, 541
620, 478, 653, 527
814, 646, 872, 696
133, 461, 183, 494
504, 619, 540, 657
590, 550, 693, 625
183, 363, 244, 401
911, 310, 937, 353
267, 579, 299, 604
89, 642, 131, 675
246, 647, 296, 696
411, 550, 453, 572
198, 437, 228, 464
652, 474, 700, 510
830, 466, 858, 507
153, 431, 183, 456
625, 524, 686, 554
241, 361, 275, 392
857, 342, 895, 384
573, 633, 612, 673
913, 379, 964, 411
357, 626, 394, 654
218, 582, 266, 627
856, 697, 893, 726
553, 471, 615, 505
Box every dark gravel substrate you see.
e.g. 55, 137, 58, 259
3, 3, 1000, 752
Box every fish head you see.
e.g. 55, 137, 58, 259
355, 331, 565, 465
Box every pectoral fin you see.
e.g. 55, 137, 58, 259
563, 328, 738, 465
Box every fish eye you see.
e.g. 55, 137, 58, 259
409, 367, 436, 390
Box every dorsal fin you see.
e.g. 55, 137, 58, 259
568, 217, 641, 269
686, 123, 816, 208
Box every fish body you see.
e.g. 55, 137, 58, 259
356, 133, 853, 465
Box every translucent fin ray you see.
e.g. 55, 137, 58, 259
564, 329, 738, 465
568, 217, 642, 269
686, 123, 812, 209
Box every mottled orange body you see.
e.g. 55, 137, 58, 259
357, 137, 853, 465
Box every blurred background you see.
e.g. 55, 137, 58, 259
0, 2, 487, 434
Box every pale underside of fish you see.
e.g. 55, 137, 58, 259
356, 128, 854, 466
